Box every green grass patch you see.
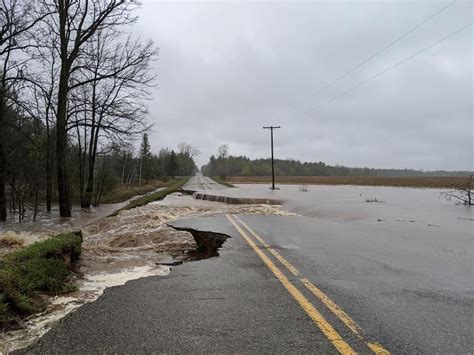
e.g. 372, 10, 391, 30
210, 176, 236, 188
110, 178, 189, 216
99, 179, 177, 204
0, 232, 82, 329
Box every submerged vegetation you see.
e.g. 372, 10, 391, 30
440, 175, 473, 206
0, 232, 82, 328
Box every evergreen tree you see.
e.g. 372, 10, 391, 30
139, 133, 152, 184
168, 150, 178, 179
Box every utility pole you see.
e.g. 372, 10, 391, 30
263, 125, 280, 190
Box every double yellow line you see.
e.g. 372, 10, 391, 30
225, 214, 389, 355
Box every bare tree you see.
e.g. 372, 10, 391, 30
178, 142, 201, 158
65, 26, 157, 208
0, 0, 44, 221
218, 144, 229, 159
38, 0, 139, 217
11, 40, 59, 213
441, 175, 473, 206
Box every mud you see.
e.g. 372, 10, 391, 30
0, 193, 292, 353
170, 226, 230, 260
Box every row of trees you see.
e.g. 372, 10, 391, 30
201, 146, 471, 179
138, 138, 199, 184
0, 0, 159, 220
3, 120, 198, 222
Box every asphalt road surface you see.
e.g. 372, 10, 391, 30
184, 172, 227, 192
18, 180, 473, 354
20, 215, 473, 354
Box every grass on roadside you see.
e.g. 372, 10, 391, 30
209, 176, 236, 188
110, 178, 189, 216
100, 179, 178, 204
0, 232, 82, 328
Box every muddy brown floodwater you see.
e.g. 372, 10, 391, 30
0, 193, 293, 353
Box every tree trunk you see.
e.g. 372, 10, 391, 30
56, 68, 71, 217
33, 186, 39, 222
94, 159, 106, 207
138, 157, 142, 185
81, 153, 96, 209
9, 178, 15, 212
121, 155, 128, 183
0, 91, 7, 221
45, 127, 52, 213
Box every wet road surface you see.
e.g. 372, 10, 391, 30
19, 212, 473, 353
18, 215, 341, 354
184, 172, 227, 192
16, 181, 474, 354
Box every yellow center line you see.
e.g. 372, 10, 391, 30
225, 214, 356, 355
233, 214, 390, 355
234, 215, 300, 276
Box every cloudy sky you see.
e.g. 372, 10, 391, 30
132, 0, 473, 171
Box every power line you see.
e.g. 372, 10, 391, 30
303, 21, 473, 112
274, 0, 456, 120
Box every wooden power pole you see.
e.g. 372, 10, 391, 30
263, 125, 280, 190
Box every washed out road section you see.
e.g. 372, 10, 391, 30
17, 215, 338, 354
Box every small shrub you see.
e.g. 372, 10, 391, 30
365, 197, 383, 203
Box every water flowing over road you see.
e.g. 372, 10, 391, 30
12, 176, 474, 354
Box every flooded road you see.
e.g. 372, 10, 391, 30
1, 192, 292, 353
193, 183, 473, 288
199, 183, 473, 227
3, 180, 473, 353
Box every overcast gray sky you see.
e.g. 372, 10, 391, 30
132, 0, 473, 171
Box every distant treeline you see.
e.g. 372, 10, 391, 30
201, 154, 471, 178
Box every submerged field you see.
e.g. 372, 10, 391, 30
226, 175, 469, 188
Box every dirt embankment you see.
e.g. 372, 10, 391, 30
227, 176, 469, 188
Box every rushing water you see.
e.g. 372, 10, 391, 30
0, 193, 292, 353
2, 184, 471, 353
